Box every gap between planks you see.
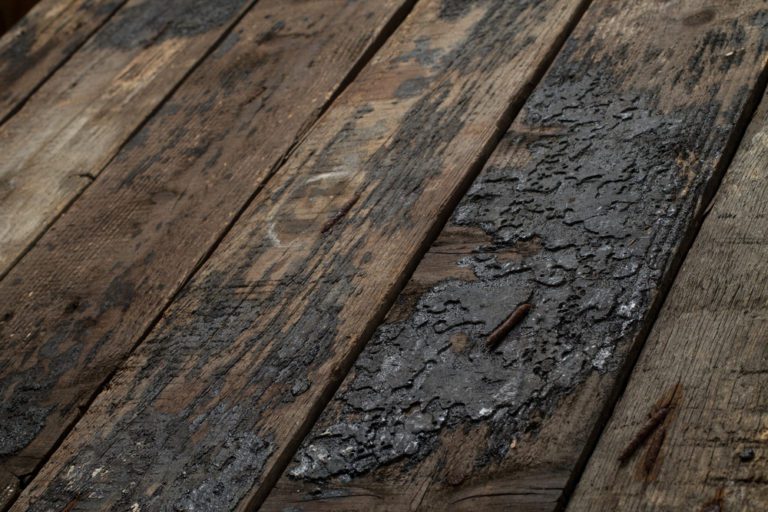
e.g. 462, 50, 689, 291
0, 0, 420, 508
558, 40, 768, 512
0, 0, 273, 281
6, 0, 594, 509
259, 1, 768, 510
0, 0, 128, 125
567, 59, 768, 512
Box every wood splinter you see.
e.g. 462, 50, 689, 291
618, 406, 670, 464
486, 303, 531, 350
321, 193, 361, 234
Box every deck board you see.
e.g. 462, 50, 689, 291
0, 0, 415, 502
0, 0, 126, 124
1, 0, 767, 510
7, 0, 590, 509
260, 1, 768, 510
568, 74, 768, 512
0, 0, 259, 278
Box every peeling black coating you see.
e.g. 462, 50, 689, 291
287, 19, 763, 481
95, 0, 248, 50
0, 0, 124, 107
11, 0, 561, 507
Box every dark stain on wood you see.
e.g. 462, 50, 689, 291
269, 2, 768, 509
321, 193, 361, 234
0, 0, 125, 122
0, 0, 416, 498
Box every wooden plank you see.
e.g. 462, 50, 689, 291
0, 0, 415, 499
257, 1, 768, 510
567, 80, 768, 512
8, 0, 590, 510
0, 0, 260, 278
0, 0, 126, 123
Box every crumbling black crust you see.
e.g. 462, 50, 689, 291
286, 15, 764, 482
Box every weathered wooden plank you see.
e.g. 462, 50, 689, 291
568, 77, 768, 512
0, 0, 260, 277
0, 0, 415, 499
9, 0, 590, 510
258, 1, 768, 510
0, 0, 126, 124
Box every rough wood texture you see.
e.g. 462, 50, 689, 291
0, 0, 126, 123
9, 0, 590, 510
0, 0, 413, 496
261, 1, 768, 510
568, 76, 768, 512
0, 0, 258, 277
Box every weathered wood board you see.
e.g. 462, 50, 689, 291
259, 1, 768, 510
0, 0, 415, 503
0, 0, 259, 277
0, 0, 126, 123
9, 0, 591, 509
568, 73, 768, 512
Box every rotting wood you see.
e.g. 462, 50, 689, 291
0, 0, 416, 501
8, 0, 591, 509
568, 72, 768, 512
258, 1, 768, 510
0, 0, 260, 277
0, 0, 127, 124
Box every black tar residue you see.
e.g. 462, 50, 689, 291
288, 51, 734, 482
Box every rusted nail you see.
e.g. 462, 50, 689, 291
61, 495, 81, 512
321, 193, 361, 234
486, 303, 531, 350
618, 406, 670, 464
642, 425, 666, 477
700, 487, 725, 512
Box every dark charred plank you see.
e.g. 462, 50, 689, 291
0, 0, 259, 277
0, 0, 126, 124
0, 0, 415, 499
8, 0, 590, 509
569, 71, 768, 512
260, 1, 768, 510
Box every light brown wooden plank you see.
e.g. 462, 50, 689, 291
8, 0, 590, 509
259, 1, 768, 510
0, 0, 415, 498
0, 0, 260, 277
568, 75, 768, 512
0, 0, 126, 124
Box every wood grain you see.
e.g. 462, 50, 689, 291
0, 0, 126, 124
568, 68, 768, 512
0, 0, 414, 499
260, 1, 768, 510
0, 0, 259, 277
8, 0, 590, 509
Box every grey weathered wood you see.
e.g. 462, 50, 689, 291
568, 73, 768, 512
0, 0, 414, 501
260, 1, 768, 510
9, 0, 590, 509
0, 0, 259, 277
0, 0, 126, 124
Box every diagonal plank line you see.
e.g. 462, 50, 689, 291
8, 1, 597, 510
557, 32, 768, 512
0, 0, 420, 506
0, 0, 131, 127
0, 0, 265, 283
253, 2, 596, 506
